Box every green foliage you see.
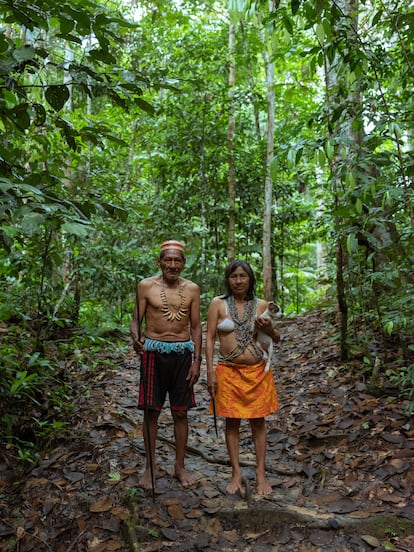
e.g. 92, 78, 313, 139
395, 362, 414, 415
1, 0, 414, 443
0, 327, 68, 459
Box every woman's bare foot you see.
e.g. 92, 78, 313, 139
226, 476, 244, 495
174, 466, 197, 488
256, 474, 272, 495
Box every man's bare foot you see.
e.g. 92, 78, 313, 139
138, 468, 155, 490
256, 474, 272, 495
226, 477, 244, 495
174, 466, 198, 488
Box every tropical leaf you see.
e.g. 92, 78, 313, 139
45, 85, 70, 111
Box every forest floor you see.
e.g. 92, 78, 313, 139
1, 309, 414, 552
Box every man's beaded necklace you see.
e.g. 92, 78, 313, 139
160, 278, 188, 321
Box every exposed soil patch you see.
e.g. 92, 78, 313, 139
1, 309, 413, 551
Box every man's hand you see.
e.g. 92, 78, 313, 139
132, 337, 145, 354
187, 359, 201, 388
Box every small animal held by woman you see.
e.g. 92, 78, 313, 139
255, 301, 281, 372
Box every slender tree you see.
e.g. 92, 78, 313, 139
262, 0, 276, 300
227, 19, 237, 262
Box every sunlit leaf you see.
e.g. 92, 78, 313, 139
315, 23, 325, 43
346, 233, 358, 254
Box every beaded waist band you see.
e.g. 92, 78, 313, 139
144, 338, 194, 354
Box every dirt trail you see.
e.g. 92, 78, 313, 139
1, 309, 413, 551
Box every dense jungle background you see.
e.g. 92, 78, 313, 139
0, 0, 413, 550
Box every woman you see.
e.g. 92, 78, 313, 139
206, 260, 280, 496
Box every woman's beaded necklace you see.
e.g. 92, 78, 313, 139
222, 295, 262, 360
160, 278, 188, 321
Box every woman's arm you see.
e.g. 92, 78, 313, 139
255, 299, 281, 343
205, 297, 220, 398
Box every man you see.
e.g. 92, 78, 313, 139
130, 240, 202, 490
206, 260, 280, 496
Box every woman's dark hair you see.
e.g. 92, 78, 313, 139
223, 260, 256, 300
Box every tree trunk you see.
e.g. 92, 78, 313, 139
262, 0, 276, 301
227, 22, 236, 262
336, 239, 349, 360
324, 0, 361, 359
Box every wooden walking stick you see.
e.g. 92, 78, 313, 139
135, 276, 155, 502
212, 396, 218, 438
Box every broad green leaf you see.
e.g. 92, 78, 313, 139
88, 48, 116, 64
315, 23, 325, 43
270, 157, 278, 181
32, 103, 46, 126
331, 105, 345, 123
0, 33, 8, 53
9, 5, 48, 31
291, 0, 300, 15
390, 122, 402, 139
134, 97, 155, 115
21, 212, 46, 235
13, 45, 36, 62
45, 85, 70, 111
65, 6, 92, 34
121, 83, 144, 96
10, 371, 38, 395
282, 27, 292, 47
287, 148, 297, 168
59, 16, 75, 35
282, 15, 293, 35
94, 13, 110, 27
0, 178, 14, 192
56, 33, 82, 45
1, 225, 18, 238
315, 149, 325, 167
9, 103, 30, 131
55, 117, 78, 150
345, 172, 355, 190
325, 139, 334, 160
28, 352, 41, 368
322, 19, 331, 38
381, 191, 392, 210
62, 221, 90, 238
405, 164, 414, 177
372, 10, 383, 26
346, 233, 358, 254
101, 203, 128, 221
60, 127, 77, 151
18, 183, 44, 195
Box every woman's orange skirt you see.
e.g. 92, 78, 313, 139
210, 360, 279, 419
